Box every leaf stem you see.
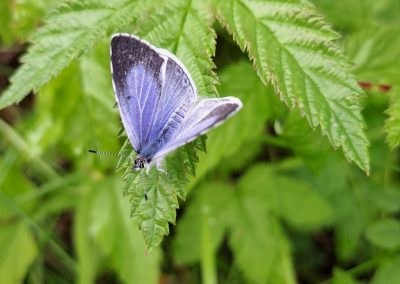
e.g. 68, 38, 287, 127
201, 211, 217, 284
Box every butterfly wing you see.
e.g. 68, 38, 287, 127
111, 34, 196, 160
152, 97, 243, 160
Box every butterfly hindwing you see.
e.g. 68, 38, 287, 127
153, 97, 243, 160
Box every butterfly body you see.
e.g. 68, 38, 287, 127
111, 33, 242, 172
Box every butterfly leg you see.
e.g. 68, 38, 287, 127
156, 160, 171, 178
146, 165, 151, 176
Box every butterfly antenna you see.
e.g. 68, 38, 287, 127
88, 149, 123, 157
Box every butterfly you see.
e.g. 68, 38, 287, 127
111, 33, 243, 173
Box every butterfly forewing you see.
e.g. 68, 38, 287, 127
141, 51, 197, 159
111, 34, 197, 161
111, 35, 164, 153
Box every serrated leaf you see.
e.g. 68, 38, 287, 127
117, 0, 216, 249
120, 141, 201, 249
217, 0, 370, 173
173, 182, 234, 264
385, 92, 400, 149
139, 0, 217, 98
365, 219, 400, 250
0, 0, 161, 109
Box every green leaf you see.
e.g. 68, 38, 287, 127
313, 157, 368, 260
332, 268, 359, 284
139, 0, 217, 98
369, 187, 400, 213
239, 163, 333, 229
365, 219, 400, 250
0, 0, 12, 45
345, 26, 400, 85
8, 0, 58, 43
120, 143, 202, 250
371, 255, 400, 284
0, 0, 160, 109
0, 222, 37, 284
311, 0, 400, 31
228, 171, 296, 284
118, 0, 216, 249
385, 92, 400, 149
75, 177, 160, 284
217, 0, 370, 174
279, 110, 332, 172
28, 44, 119, 162
173, 182, 234, 264
193, 61, 284, 183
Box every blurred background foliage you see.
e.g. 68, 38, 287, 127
0, 0, 399, 283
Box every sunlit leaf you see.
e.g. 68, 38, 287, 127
217, 0, 370, 173
118, 0, 216, 249
0, 0, 162, 109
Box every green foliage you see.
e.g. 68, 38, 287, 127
0, 0, 160, 109
216, 0, 369, 173
75, 178, 159, 284
1, 0, 400, 283
332, 269, 358, 284
0, 222, 37, 284
194, 61, 284, 183
371, 255, 400, 284
365, 219, 400, 250
385, 93, 400, 149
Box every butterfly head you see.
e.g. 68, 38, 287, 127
133, 156, 146, 171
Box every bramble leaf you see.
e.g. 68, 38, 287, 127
216, 0, 370, 173
0, 0, 161, 109
118, 0, 216, 249
119, 141, 203, 250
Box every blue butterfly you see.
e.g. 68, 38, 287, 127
111, 33, 242, 173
